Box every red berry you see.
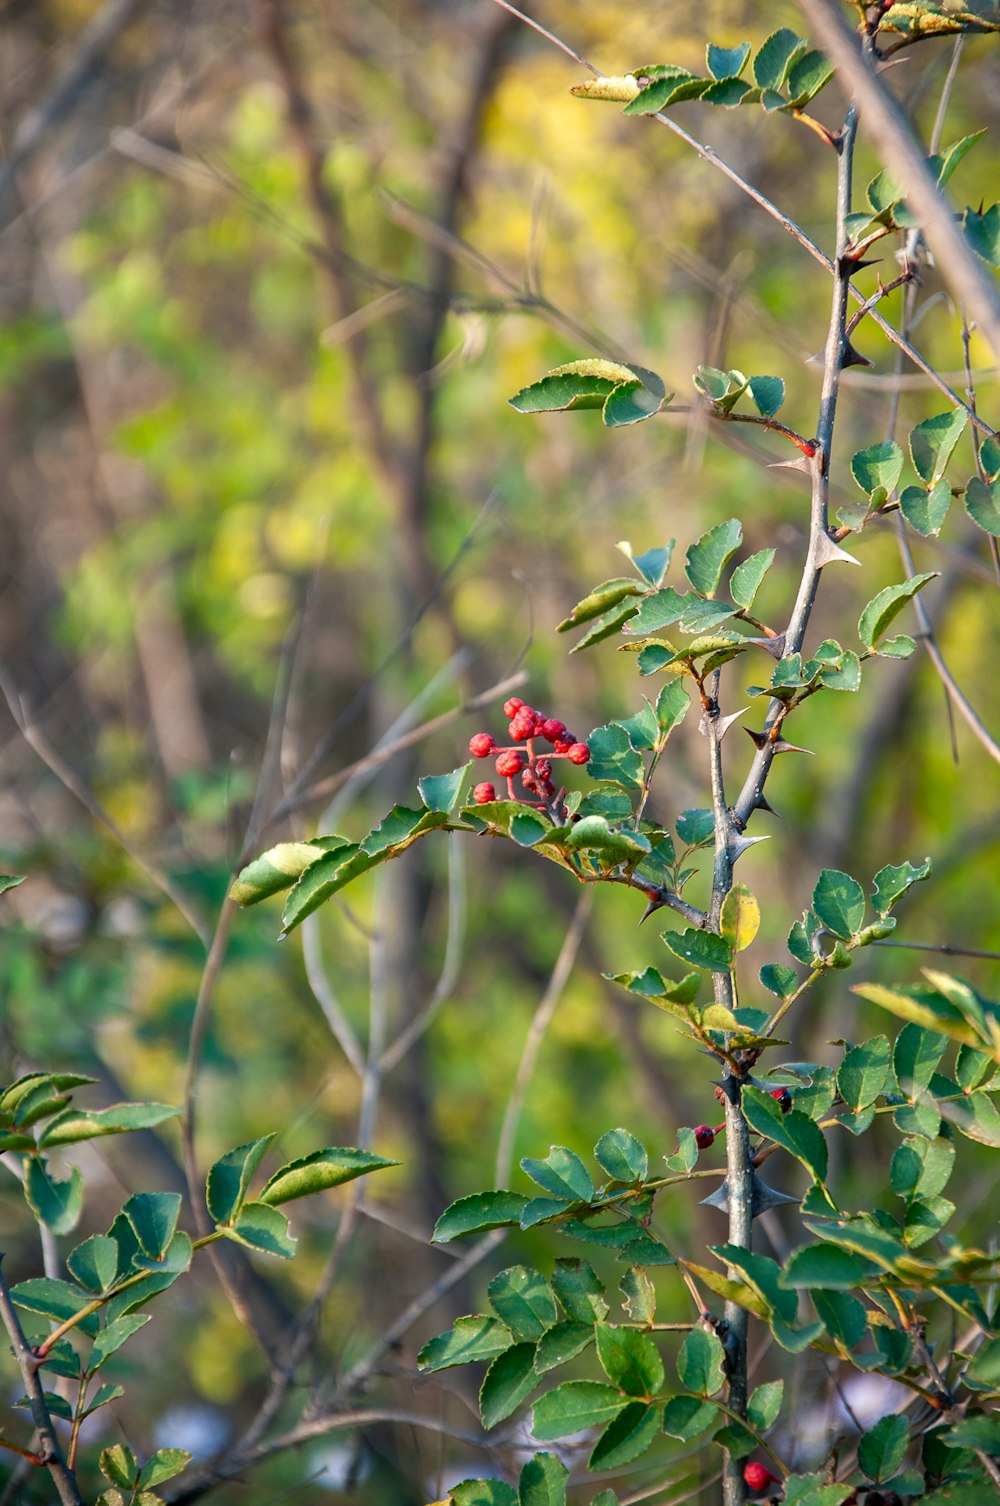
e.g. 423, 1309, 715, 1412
743, 1462, 780, 1495
535, 759, 552, 780
552, 736, 576, 754
521, 769, 538, 791
567, 742, 591, 765
508, 711, 537, 742
540, 718, 566, 743
495, 750, 525, 777
469, 732, 496, 758
473, 782, 496, 804
770, 1087, 792, 1113
694, 1125, 715, 1149
503, 697, 524, 718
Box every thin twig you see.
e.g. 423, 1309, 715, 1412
0, 1260, 82, 1506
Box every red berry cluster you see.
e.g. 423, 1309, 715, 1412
469, 697, 590, 813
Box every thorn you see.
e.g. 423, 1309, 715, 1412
760, 633, 786, 660
842, 340, 874, 369
701, 1172, 801, 1217
767, 455, 811, 473
744, 728, 813, 755
730, 831, 770, 863
718, 706, 749, 739
755, 793, 779, 817
846, 257, 881, 273
772, 738, 814, 756
815, 532, 861, 568
639, 895, 663, 925
745, 728, 768, 750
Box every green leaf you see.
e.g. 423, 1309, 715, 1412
12, 1276, 98, 1334
103, 1270, 180, 1324
588, 1401, 661, 1470
122, 1192, 181, 1260
676, 1326, 726, 1395
510, 811, 550, 847
259, 1147, 398, 1206
558, 578, 645, 632
710, 1245, 798, 1325
707, 41, 751, 79
550, 1260, 609, 1325
606, 966, 700, 1008
40, 1101, 180, 1148
207, 1135, 275, 1225
565, 816, 650, 864
965, 477, 1000, 536
741, 1086, 828, 1182
100, 1444, 139, 1489
662, 927, 733, 974
747, 1379, 784, 1432
701, 78, 751, 107
81, 1383, 125, 1418
655, 680, 691, 736
596, 1325, 664, 1396
0, 873, 25, 895
620, 540, 674, 587
480, 1341, 538, 1427
753, 28, 806, 90
418, 764, 470, 813
872, 858, 931, 915
432, 1190, 528, 1242
943, 1414, 1000, 1453
518, 1452, 568, 1506
488, 1267, 558, 1339
899, 479, 951, 536
229, 841, 329, 906
418, 1315, 513, 1372
676, 808, 714, 847
785, 48, 833, 105
89, 1314, 152, 1372
508, 360, 666, 428
620, 1267, 656, 1325
812, 869, 865, 939
662, 1394, 718, 1440
67, 1235, 120, 1295
851, 440, 904, 495
955, 1043, 991, 1091
137, 1450, 192, 1490
747, 375, 784, 417
534, 1320, 595, 1372
594, 1128, 647, 1183
859, 1414, 910, 1483
893, 1024, 947, 1098
760, 964, 798, 1000
568, 599, 641, 652
584, 723, 645, 789
225, 1201, 296, 1258
623, 71, 710, 115
909, 409, 968, 484
838, 1036, 891, 1111
779, 1242, 880, 1290
685, 519, 743, 598
980, 435, 1000, 481
730, 548, 776, 610
24, 1158, 84, 1235
782, 1475, 854, 1506
532, 1380, 626, 1440
521, 1146, 593, 1202
858, 572, 938, 652
813, 1288, 868, 1349
451, 1481, 518, 1506
720, 884, 760, 952
965, 203, 1000, 266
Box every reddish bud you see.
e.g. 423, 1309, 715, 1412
540, 718, 566, 743
535, 759, 552, 780
503, 697, 524, 718
473, 782, 496, 804
552, 736, 575, 754
495, 750, 525, 777
508, 711, 537, 742
743, 1462, 781, 1495
521, 769, 538, 791
567, 742, 591, 765
694, 1125, 715, 1149
469, 732, 496, 758
770, 1087, 792, 1113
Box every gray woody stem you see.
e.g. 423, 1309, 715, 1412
797, 0, 1000, 368
0, 1257, 83, 1506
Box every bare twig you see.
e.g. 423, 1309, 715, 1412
0, 1260, 82, 1506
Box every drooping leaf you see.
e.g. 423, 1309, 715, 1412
558, 579, 645, 633
24, 1158, 84, 1236
720, 884, 760, 952
596, 1324, 664, 1396
779, 1242, 880, 1291
531, 1380, 626, 1440
259, 1147, 399, 1206
90, 1314, 152, 1372
225, 1201, 296, 1259
432, 1191, 528, 1242
662, 927, 733, 974
229, 841, 330, 906
508, 361, 667, 428
760, 964, 798, 1000
730, 549, 776, 610
685, 519, 743, 598
480, 1341, 539, 1428
747, 375, 784, 417
588, 1401, 661, 1470
565, 816, 650, 864
417, 1315, 513, 1372
858, 573, 938, 652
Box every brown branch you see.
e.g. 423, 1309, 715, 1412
0, 1260, 82, 1506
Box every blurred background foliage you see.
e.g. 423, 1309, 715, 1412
1, 1, 998, 1500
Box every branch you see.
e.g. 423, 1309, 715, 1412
0, 1260, 82, 1506
797, 0, 1000, 366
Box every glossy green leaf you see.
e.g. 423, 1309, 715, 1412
534, 1320, 595, 1372
433, 1191, 528, 1242
67, 1235, 120, 1295
685, 519, 743, 598
893, 1025, 947, 1098
785, 48, 833, 104
596, 1324, 664, 1396
259, 1147, 398, 1206
701, 78, 751, 107
532, 1380, 626, 1440
730, 548, 776, 610
137, 1450, 192, 1490
654, 680, 690, 735
707, 41, 751, 79
558, 579, 644, 632
747, 375, 784, 417
418, 764, 470, 813
594, 1128, 647, 1183
965, 476, 1000, 536
676, 1326, 725, 1395
899, 479, 951, 536
565, 816, 650, 863
858, 572, 938, 651
851, 440, 904, 495
229, 841, 329, 906
418, 1315, 513, 1372
741, 1086, 828, 1182
623, 71, 710, 115
662, 927, 733, 973
207, 1135, 275, 1225
779, 1242, 879, 1290
584, 723, 645, 789
12, 1276, 99, 1334
760, 963, 798, 1000
100, 1444, 139, 1489
25, 1158, 84, 1235
508, 360, 666, 428
753, 28, 806, 90
872, 857, 931, 915
225, 1201, 296, 1258
569, 599, 641, 652
521, 1146, 593, 1202
662, 1394, 718, 1440
589, 1401, 661, 1470
480, 1341, 538, 1427
451, 1480, 518, 1506
90, 1314, 152, 1372
488, 1267, 558, 1339
510, 811, 550, 847
710, 1244, 798, 1325
909, 409, 968, 483
838, 1036, 891, 1111
624, 585, 688, 634
813, 1288, 868, 1349
859, 1414, 910, 1482
518, 1452, 568, 1506
812, 869, 865, 939
747, 1379, 784, 1432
